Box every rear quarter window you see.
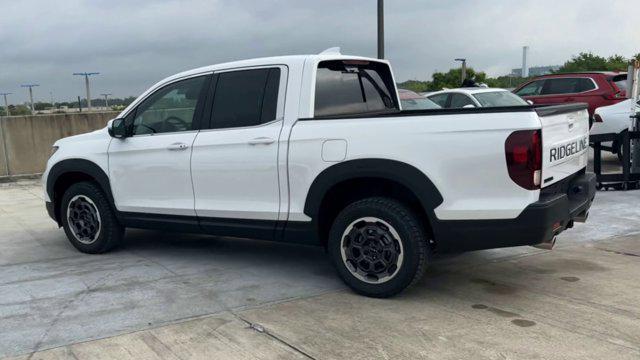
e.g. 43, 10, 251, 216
611, 74, 628, 92
314, 60, 399, 117
542, 77, 596, 95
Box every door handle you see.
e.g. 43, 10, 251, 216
167, 142, 189, 151
248, 137, 275, 145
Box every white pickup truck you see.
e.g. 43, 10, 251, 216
43, 49, 595, 297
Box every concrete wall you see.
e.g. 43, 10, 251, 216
0, 112, 118, 177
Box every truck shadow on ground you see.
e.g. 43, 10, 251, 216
117, 228, 570, 304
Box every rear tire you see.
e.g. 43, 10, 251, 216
328, 197, 429, 298
60, 182, 124, 254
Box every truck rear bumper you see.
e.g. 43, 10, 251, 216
433, 172, 596, 253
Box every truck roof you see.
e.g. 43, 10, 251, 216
162, 51, 387, 86
120, 48, 391, 120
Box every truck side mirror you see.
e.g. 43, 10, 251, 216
108, 118, 128, 138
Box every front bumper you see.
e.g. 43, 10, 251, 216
433, 172, 596, 253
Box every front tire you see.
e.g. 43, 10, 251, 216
328, 197, 429, 298
60, 182, 124, 254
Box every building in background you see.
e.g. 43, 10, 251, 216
511, 65, 560, 77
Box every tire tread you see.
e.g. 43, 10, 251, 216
329, 196, 429, 298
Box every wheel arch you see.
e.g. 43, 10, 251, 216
303, 159, 444, 245
46, 159, 115, 224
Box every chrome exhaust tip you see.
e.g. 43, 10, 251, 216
533, 235, 557, 250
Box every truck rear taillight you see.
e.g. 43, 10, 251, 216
603, 92, 625, 100
505, 130, 542, 190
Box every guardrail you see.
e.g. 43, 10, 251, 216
0, 112, 117, 178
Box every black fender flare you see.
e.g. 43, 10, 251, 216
303, 159, 443, 222
46, 159, 115, 215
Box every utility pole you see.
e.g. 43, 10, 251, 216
377, 0, 384, 59
455, 58, 467, 84
73, 72, 99, 112
0, 93, 11, 116
101, 93, 112, 109
21, 84, 39, 113
0, 92, 11, 176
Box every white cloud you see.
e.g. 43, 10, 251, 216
0, 0, 637, 103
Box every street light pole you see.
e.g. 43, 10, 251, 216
0, 93, 11, 116
101, 93, 112, 109
0, 92, 11, 176
377, 0, 384, 59
455, 58, 467, 84
20, 84, 39, 113
73, 72, 99, 112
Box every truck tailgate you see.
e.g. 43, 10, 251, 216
536, 103, 590, 187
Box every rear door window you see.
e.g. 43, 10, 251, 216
210, 68, 281, 129
314, 60, 399, 117
575, 78, 596, 92
542, 78, 595, 95
427, 93, 449, 107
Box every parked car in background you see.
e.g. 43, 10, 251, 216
513, 72, 628, 120
398, 89, 441, 110
426, 88, 528, 108
591, 99, 640, 161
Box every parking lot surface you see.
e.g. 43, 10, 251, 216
1, 178, 640, 359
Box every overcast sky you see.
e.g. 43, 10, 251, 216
0, 0, 637, 104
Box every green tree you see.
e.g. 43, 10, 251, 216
8, 105, 31, 115
428, 67, 486, 91
605, 55, 628, 71
484, 76, 532, 89
34, 102, 53, 111
556, 52, 638, 72
556, 52, 609, 72
396, 79, 432, 92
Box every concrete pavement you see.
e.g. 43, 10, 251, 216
1, 179, 640, 359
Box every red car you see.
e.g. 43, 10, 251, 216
513, 72, 628, 119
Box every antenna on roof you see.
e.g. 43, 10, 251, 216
319, 47, 341, 55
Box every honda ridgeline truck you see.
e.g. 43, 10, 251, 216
43, 49, 596, 297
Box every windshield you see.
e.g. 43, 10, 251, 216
473, 91, 528, 107
401, 97, 441, 110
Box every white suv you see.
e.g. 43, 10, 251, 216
43, 50, 595, 297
